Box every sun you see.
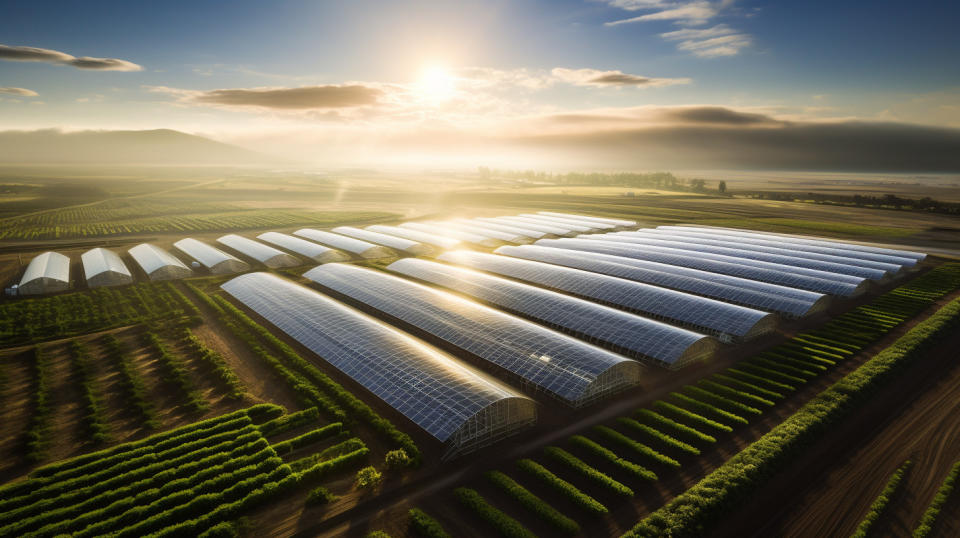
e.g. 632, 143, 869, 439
417, 65, 457, 101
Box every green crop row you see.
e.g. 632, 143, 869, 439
616, 417, 700, 456
180, 328, 246, 400
516, 459, 607, 516
569, 434, 657, 481
634, 409, 717, 445
271, 423, 343, 455
289, 437, 366, 473
69, 341, 110, 444
851, 460, 913, 538
408, 508, 451, 538
681, 386, 762, 417
652, 401, 732, 433
544, 446, 633, 497
453, 487, 536, 538
486, 470, 580, 535
103, 334, 160, 429
258, 407, 321, 437
591, 426, 679, 469
697, 380, 775, 408
625, 297, 960, 537
295, 446, 370, 484
24, 346, 53, 463
913, 460, 960, 538
145, 332, 208, 412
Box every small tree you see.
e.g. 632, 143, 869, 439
384, 448, 411, 470
718, 181, 727, 194
356, 466, 383, 490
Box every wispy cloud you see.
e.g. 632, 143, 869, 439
149, 85, 383, 110
0, 44, 142, 71
662, 25, 751, 57
601, 2, 751, 57
551, 67, 690, 87
0, 86, 38, 96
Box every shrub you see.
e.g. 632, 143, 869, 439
384, 449, 412, 470
408, 508, 451, 538
486, 470, 580, 535
306, 486, 339, 505
453, 487, 535, 538
355, 466, 383, 490
257, 407, 321, 437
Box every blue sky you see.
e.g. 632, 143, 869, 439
1, 0, 958, 168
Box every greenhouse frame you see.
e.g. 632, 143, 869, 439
387, 257, 718, 368
331, 226, 434, 255
81, 248, 133, 288
128, 243, 192, 281
496, 244, 830, 318
174, 238, 250, 275
537, 238, 868, 297
221, 272, 536, 459
437, 250, 777, 343
257, 232, 350, 263
303, 263, 643, 407
293, 228, 395, 258
18, 251, 70, 295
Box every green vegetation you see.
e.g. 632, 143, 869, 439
634, 409, 717, 445
144, 332, 208, 412
355, 466, 383, 490
516, 459, 608, 516
569, 434, 657, 481
616, 418, 700, 456
181, 328, 246, 400
625, 296, 960, 537
408, 508, 451, 538
24, 346, 53, 463
305, 486, 338, 505
103, 334, 160, 429
851, 460, 913, 538
0, 282, 197, 346
453, 487, 536, 538
913, 460, 960, 538
69, 341, 110, 444
652, 401, 733, 433
544, 446, 633, 497
486, 470, 580, 535
271, 423, 343, 456
384, 448, 412, 469
257, 407, 321, 437
591, 426, 679, 469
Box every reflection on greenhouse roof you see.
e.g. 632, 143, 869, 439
303, 263, 643, 407
221, 272, 536, 458
366, 224, 461, 249
331, 226, 433, 255
257, 232, 350, 263
174, 238, 250, 275
294, 228, 396, 258
128, 243, 192, 281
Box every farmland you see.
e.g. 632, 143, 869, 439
1, 170, 960, 538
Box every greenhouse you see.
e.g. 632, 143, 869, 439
303, 263, 643, 406
601, 231, 894, 280
387, 258, 718, 368
128, 243, 192, 281
217, 234, 302, 268
520, 213, 616, 231
469, 219, 549, 239
81, 248, 133, 288
445, 219, 531, 244
400, 222, 501, 247
538, 238, 868, 297
257, 232, 350, 263
293, 228, 395, 258
174, 238, 250, 275
331, 226, 434, 255
18, 251, 70, 295
437, 250, 777, 342
496, 244, 830, 318
221, 272, 536, 458
538, 211, 638, 227
366, 224, 461, 249
657, 226, 920, 268
499, 215, 588, 234
671, 225, 926, 262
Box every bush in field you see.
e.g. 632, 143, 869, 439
355, 466, 383, 490
306, 486, 339, 505
384, 449, 411, 470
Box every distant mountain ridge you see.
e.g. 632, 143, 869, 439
0, 128, 276, 165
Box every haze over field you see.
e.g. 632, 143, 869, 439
1, 1, 959, 170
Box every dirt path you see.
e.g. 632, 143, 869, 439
713, 318, 960, 537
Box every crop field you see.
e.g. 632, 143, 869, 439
2, 175, 960, 538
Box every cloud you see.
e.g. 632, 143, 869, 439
673, 32, 751, 57
0, 87, 38, 97
606, 1, 718, 26
551, 67, 691, 87
0, 44, 142, 71
149, 85, 383, 110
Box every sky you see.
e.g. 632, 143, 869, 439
1, 0, 959, 170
